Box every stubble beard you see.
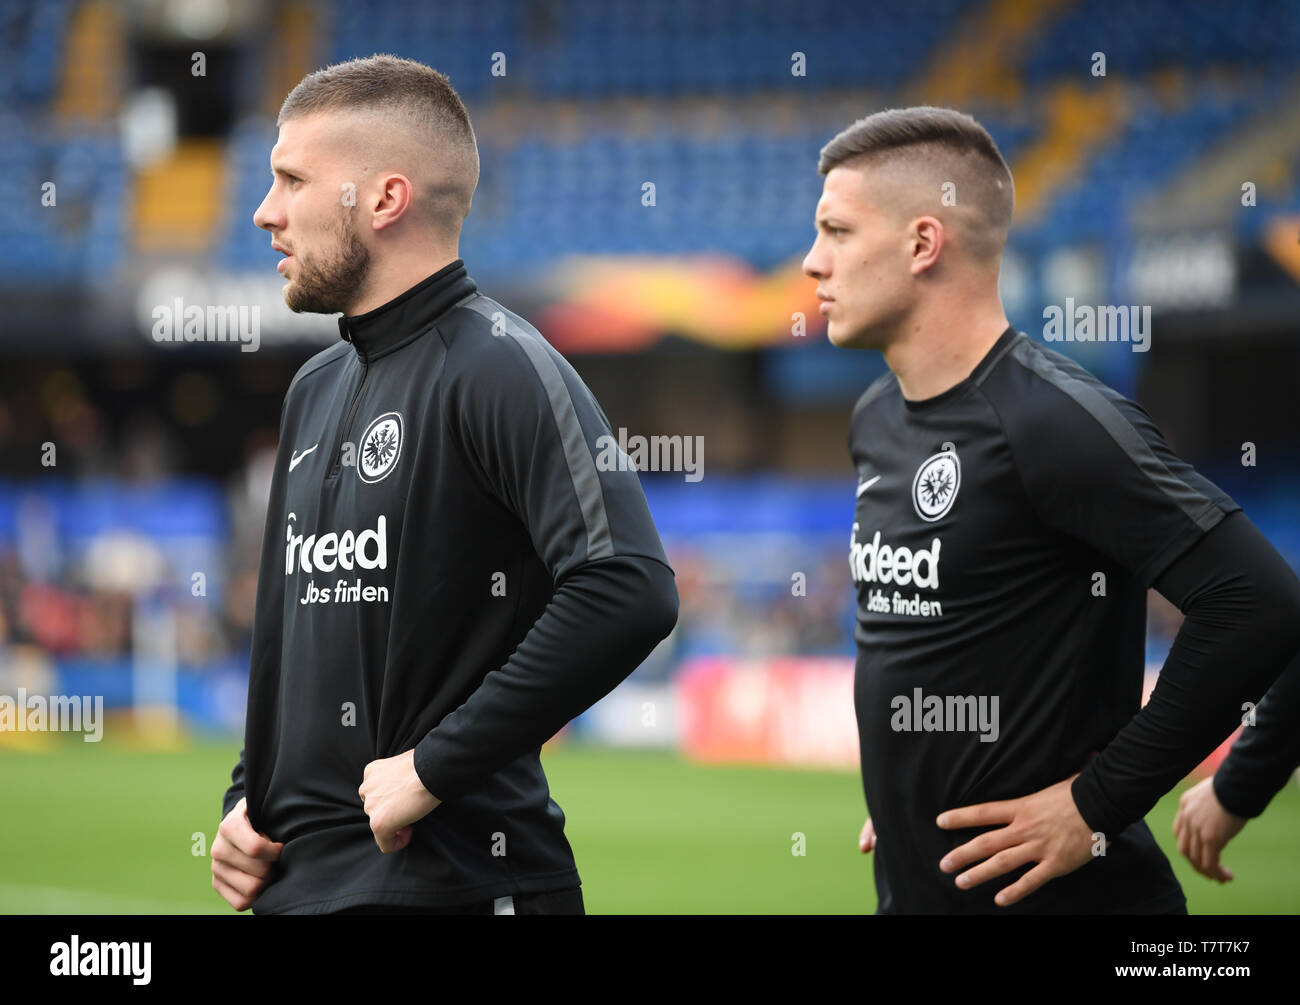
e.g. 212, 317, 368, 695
284, 213, 371, 315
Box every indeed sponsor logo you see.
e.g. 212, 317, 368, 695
849, 523, 941, 589
285, 512, 388, 575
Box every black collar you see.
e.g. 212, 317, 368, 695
901, 324, 1021, 412
336, 258, 478, 362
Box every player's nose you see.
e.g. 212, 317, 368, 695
802, 245, 826, 280
253, 189, 282, 233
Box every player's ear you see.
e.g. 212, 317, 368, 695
910, 216, 943, 275
371, 172, 415, 232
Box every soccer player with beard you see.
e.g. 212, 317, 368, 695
210, 55, 677, 914
801, 106, 1300, 913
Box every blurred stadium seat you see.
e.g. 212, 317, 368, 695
0, 0, 1297, 792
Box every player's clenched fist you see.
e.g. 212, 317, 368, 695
359, 749, 441, 854
212, 797, 284, 911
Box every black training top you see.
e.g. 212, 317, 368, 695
846, 324, 1274, 914
1214, 647, 1300, 819
222, 259, 677, 914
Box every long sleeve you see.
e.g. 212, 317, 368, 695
1213, 647, 1300, 819
986, 354, 1300, 837
412, 303, 678, 801
222, 748, 246, 820
413, 554, 676, 800
1070, 512, 1300, 836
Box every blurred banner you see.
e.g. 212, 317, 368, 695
679, 656, 858, 769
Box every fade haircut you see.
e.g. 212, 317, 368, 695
818, 106, 1014, 262
278, 53, 480, 236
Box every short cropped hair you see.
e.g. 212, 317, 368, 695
819, 106, 1014, 257
278, 53, 479, 232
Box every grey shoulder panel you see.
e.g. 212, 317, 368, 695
1008, 339, 1222, 531
459, 296, 615, 562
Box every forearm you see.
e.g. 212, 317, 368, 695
412, 554, 678, 801
1213, 648, 1300, 818
1071, 513, 1300, 837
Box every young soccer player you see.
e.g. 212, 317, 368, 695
803, 106, 1300, 913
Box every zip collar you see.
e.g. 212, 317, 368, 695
336, 259, 478, 362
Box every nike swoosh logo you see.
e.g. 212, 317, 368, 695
856, 475, 881, 497
289, 444, 318, 472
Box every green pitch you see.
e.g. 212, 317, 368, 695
0, 737, 1296, 913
